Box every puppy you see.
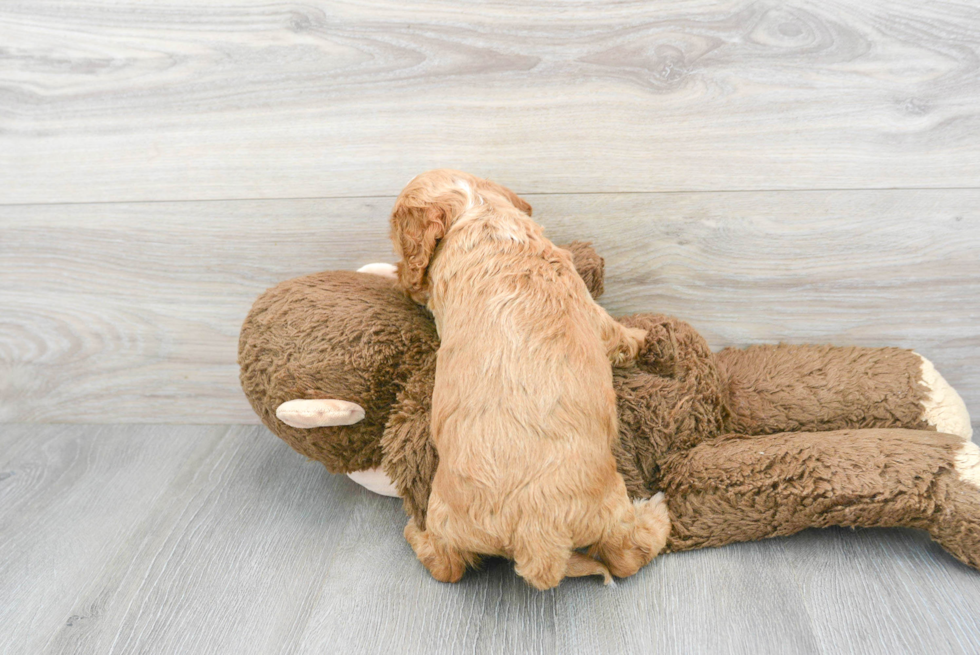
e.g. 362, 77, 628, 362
390, 169, 670, 590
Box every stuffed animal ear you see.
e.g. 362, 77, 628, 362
563, 241, 605, 300
275, 399, 365, 428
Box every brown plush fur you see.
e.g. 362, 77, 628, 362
661, 429, 980, 570
717, 344, 931, 435
389, 170, 666, 589
239, 241, 980, 576
238, 270, 438, 473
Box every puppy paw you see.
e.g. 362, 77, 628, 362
609, 327, 649, 367
591, 492, 672, 579
632, 492, 671, 560
404, 521, 467, 584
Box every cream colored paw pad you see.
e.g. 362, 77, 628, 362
917, 354, 973, 440
357, 263, 398, 279
955, 442, 980, 489
347, 467, 400, 497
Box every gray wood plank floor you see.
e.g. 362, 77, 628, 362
2, 423, 979, 655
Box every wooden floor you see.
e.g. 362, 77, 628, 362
2, 1, 980, 652
2, 423, 979, 655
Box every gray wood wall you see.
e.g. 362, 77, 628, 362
2, 0, 978, 424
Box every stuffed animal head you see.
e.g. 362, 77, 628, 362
238, 270, 439, 473
238, 242, 604, 476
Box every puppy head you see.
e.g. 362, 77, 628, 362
390, 169, 532, 303
475, 177, 533, 218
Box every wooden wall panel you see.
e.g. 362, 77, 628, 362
2, 189, 977, 423
2, 0, 979, 203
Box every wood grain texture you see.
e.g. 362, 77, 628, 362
2, 423, 979, 655
4, 1, 978, 650
2, 0, 980, 204
1, 189, 977, 423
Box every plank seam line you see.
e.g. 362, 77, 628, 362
2, 186, 980, 208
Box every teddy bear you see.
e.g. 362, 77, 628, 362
238, 241, 980, 571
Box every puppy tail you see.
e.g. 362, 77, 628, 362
566, 552, 613, 585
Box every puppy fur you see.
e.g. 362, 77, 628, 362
390, 169, 670, 590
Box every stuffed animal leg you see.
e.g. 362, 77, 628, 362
716, 344, 972, 439
661, 428, 980, 570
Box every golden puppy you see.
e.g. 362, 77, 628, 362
390, 169, 670, 590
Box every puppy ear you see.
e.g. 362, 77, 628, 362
390, 195, 453, 303
480, 179, 532, 216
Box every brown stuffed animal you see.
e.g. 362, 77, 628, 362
239, 242, 980, 572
